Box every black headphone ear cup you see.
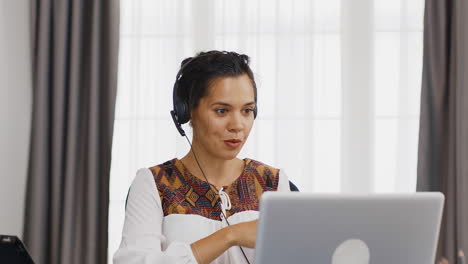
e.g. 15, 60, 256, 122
175, 100, 190, 124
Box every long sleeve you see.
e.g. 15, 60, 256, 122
113, 168, 198, 264
276, 169, 291, 192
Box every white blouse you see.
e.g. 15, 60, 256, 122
113, 165, 291, 264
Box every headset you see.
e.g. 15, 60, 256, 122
170, 53, 255, 264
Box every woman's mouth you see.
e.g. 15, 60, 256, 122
224, 139, 241, 148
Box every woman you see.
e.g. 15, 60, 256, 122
114, 51, 291, 264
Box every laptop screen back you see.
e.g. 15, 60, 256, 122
255, 192, 444, 264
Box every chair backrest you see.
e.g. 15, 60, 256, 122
289, 180, 300, 192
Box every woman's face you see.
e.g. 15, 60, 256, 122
191, 74, 256, 160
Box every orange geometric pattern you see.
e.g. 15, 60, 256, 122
149, 158, 280, 221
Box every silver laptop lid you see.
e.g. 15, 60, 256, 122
255, 192, 444, 264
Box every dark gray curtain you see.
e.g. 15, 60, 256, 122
23, 1, 119, 264
417, 0, 468, 263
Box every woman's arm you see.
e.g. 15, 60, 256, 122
192, 168, 290, 263
190, 225, 234, 264
114, 169, 198, 264
190, 220, 257, 264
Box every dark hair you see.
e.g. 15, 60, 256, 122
176, 50, 257, 112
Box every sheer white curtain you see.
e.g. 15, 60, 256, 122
109, 0, 424, 261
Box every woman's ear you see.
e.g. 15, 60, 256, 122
189, 111, 194, 127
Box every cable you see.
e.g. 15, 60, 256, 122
183, 135, 252, 264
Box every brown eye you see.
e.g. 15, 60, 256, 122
215, 108, 227, 114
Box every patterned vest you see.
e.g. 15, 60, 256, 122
149, 158, 280, 221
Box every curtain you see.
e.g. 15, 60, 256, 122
417, 0, 468, 263
110, 0, 424, 261
24, 1, 119, 264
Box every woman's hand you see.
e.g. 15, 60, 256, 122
228, 220, 258, 248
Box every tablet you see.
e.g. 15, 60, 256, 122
0, 235, 35, 264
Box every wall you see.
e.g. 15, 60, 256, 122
0, 0, 32, 239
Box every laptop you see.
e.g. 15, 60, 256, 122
255, 192, 444, 264
0, 235, 35, 264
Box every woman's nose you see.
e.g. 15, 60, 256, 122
228, 112, 244, 132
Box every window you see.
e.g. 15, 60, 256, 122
109, 0, 424, 261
